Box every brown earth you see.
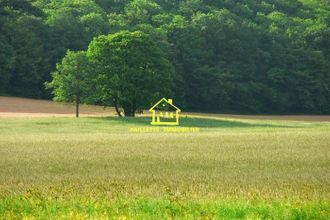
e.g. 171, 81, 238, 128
0, 96, 116, 118
0, 96, 329, 121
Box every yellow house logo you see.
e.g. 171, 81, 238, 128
149, 98, 181, 126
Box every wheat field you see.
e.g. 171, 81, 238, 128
0, 116, 329, 219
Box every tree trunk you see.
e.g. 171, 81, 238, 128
123, 106, 132, 117
123, 104, 135, 117
123, 103, 137, 117
114, 99, 123, 117
75, 97, 80, 118
132, 103, 136, 117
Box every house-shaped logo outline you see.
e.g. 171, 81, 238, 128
149, 98, 181, 126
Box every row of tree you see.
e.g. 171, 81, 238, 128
1, 0, 330, 114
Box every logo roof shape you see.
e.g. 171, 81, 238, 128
149, 98, 181, 112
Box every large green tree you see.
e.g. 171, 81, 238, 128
87, 30, 173, 117
46, 51, 92, 117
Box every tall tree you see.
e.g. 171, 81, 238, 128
87, 31, 173, 117
46, 51, 92, 117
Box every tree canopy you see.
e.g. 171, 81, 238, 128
1, 0, 329, 114
46, 50, 92, 117
87, 30, 173, 117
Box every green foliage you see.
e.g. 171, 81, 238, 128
0, 0, 50, 97
0, 197, 328, 219
1, 0, 330, 113
46, 50, 92, 117
125, 0, 161, 25
44, 0, 109, 52
87, 30, 174, 116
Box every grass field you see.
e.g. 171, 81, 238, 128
0, 115, 329, 219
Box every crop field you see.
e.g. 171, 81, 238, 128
0, 115, 329, 219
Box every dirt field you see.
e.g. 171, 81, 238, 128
0, 96, 116, 117
0, 96, 330, 121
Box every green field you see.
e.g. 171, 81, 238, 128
0, 117, 329, 219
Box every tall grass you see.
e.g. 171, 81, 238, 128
0, 117, 329, 218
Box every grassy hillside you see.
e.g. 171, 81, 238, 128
0, 117, 329, 219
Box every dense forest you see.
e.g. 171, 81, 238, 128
0, 0, 329, 114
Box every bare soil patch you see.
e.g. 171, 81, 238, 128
0, 96, 115, 118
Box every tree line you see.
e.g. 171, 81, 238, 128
1, 0, 329, 115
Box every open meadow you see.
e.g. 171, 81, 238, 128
0, 113, 329, 219
1, 0, 330, 218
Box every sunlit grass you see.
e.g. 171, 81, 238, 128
0, 117, 329, 218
